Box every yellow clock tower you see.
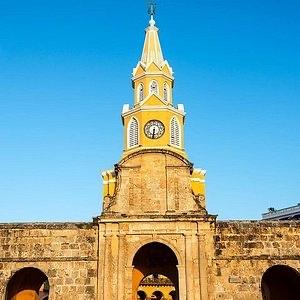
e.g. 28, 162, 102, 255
122, 13, 186, 158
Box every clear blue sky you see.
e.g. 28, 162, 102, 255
0, 0, 299, 222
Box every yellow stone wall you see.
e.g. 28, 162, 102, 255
209, 221, 300, 300
0, 223, 98, 300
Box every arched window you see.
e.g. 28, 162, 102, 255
163, 83, 169, 101
170, 117, 180, 147
137, 290, 147, 300
152, 290, 163, 300
128, 117, 139, 148
169, 290, 176, 300
150, 80, 158, 95
138, 84, 144, 102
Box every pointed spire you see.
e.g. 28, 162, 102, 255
140, 3, 164, 66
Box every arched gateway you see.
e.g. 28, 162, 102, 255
261, 265, 300, 300
132, 242, 179, 300
6, 267, 49, 300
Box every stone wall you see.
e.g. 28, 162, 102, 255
210, 221, 300, 300
1, 219, 299, 300
0, 223, 98, 300
105, 151, 200, 216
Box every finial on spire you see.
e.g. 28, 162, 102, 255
148, 1, 156, 26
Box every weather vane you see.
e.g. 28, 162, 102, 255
148, 1, 156, 17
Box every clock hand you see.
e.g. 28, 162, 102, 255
152, 128, 155, 139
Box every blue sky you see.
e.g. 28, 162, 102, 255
0, 0, 299, 222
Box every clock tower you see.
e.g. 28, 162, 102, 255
101, 11, 207, 216
122, 13, 186, 158
98, 8, 214, 300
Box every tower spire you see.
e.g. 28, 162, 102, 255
140, 1, 164, 66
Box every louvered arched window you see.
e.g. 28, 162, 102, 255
170, 117, 180, 147
128, 117, 139, 148
150, 80, 158, 95
138, 84, 144, 102
163, 83, 169, 101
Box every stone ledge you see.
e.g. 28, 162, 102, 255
0, 257, 98, 262
217, 220, 300, 228
0, 222, 96, 230
97, 213, 217, 222
214, 255, 300, 261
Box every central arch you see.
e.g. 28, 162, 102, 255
132, 242, 179, 300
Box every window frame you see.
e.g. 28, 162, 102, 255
127, 117, 139, 149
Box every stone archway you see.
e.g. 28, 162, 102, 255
132, 242, 179, 300
6, 267, 49, 300
261, 265, 300, 300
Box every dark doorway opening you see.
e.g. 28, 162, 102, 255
6, 267, 49, 300
152, 290, 163, 299
137, 290, 147, 300
261, 265, 300, 300
132, 242, 179, 300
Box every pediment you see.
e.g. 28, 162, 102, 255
145, 61, 161, 73
132, 63, 146, 77
141, 93, 167, 107
162, 61, 173, 77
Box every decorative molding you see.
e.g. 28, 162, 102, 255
118, 148, 193, 169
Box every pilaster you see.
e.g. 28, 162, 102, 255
185, 233, 194, 300
117, 233, 126, 300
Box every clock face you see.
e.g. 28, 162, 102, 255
144, 120, 165, 139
